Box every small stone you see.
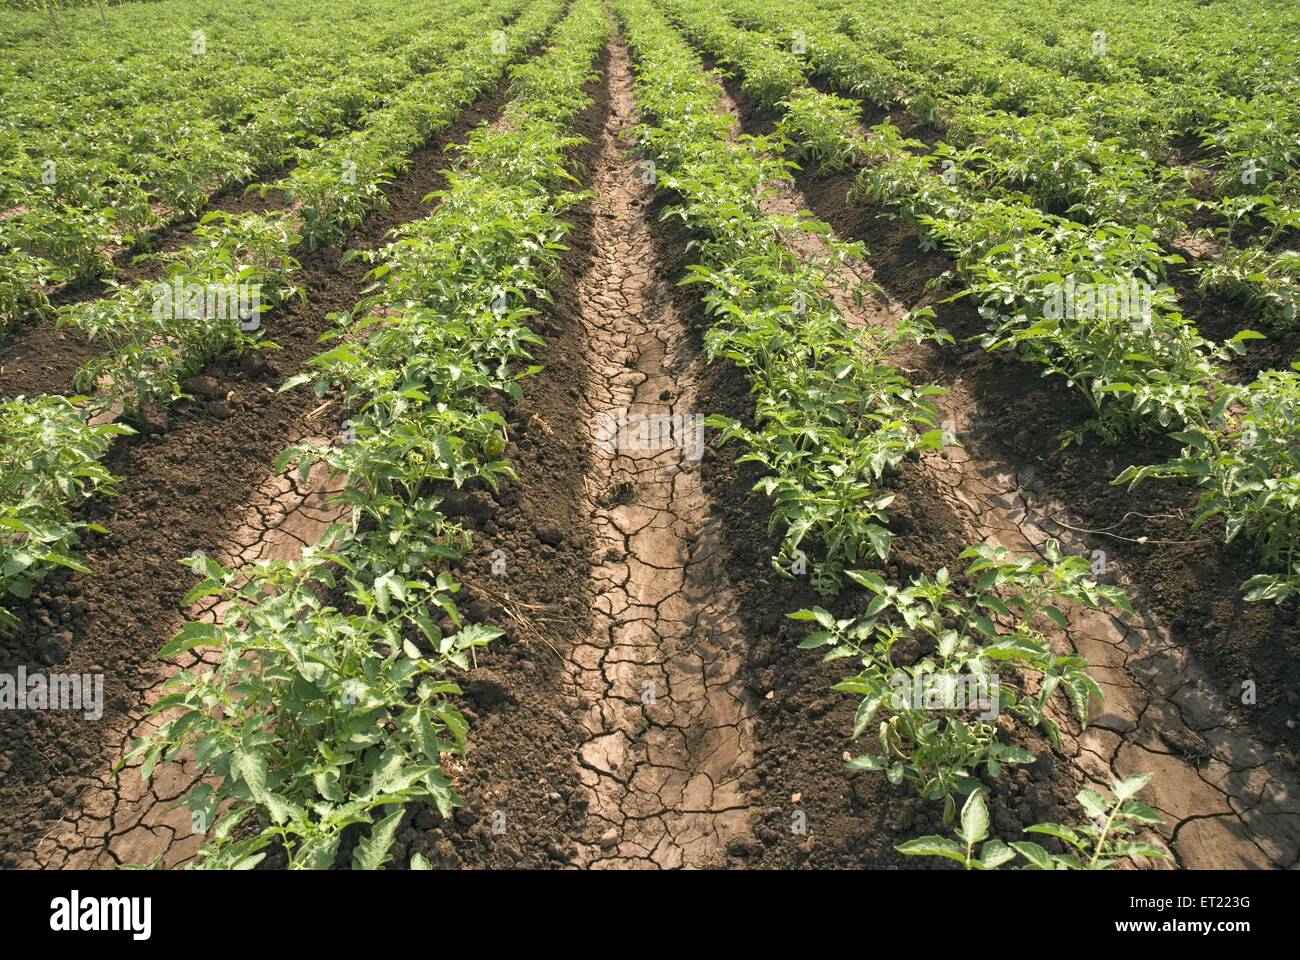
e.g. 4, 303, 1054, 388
238, 352, 269, 377
545, 842, 573, 863
414, 809, 439, 830
790, 792, 801, 805
181, 375, 225, 401
137, 408, 167, 435
465, 668, 510, 708
599, 828, 619, 848
440, 490, 496, 520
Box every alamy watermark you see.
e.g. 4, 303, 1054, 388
50, 891, 151, 940
1042, 276, 1153, 326
0, 667, 103, 720
889, 671, 1000, 721
151, 278, 262, 331
594, 407, 705, 461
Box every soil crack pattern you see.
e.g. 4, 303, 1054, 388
29, 432, 347, 869
716, 83, 1300, 870
917, 427, 1300, 868
565, 34, 755, 869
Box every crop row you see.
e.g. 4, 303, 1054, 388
118, 0, 606, 870
662, 0, 1299, 604
0, 396, 132, 635
3, 0, 441, 212
724, 0, 1300, 203
614, 0, 1164, 865
0, 0, 504, 326
0, 0, 556, 635
58, 0, 540, 410
727, 0, 1300, 327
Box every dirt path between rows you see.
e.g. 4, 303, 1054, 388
715, 84, 1300, 869
31, 432, 346, 868
563, 34, 755, 868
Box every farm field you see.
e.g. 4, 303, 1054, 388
0, 0, 1296, 878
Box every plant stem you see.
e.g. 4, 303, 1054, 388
1088, 798, 1121, 867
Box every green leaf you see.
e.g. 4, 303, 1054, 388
1043, 606, 1070, 630
865, 525, 892, 559
1025, 822, 1083, 848
277, 373, 314, 394
1108, 841, 1171, 861
896, 836, 966, 863
263, 792, 296, 825
352, 807, 405, 870
983, 637, 1043, 661
313, 769, 344, 802
1076, 789, 1110, 820
846, 570, 887, 592
1010, 840, 1055, 869
959, 790, 989, 846
1112, 773, 1151, 802
798, 630, 836, 649
231, 749, 267, 797
157, 621, 220, 658
851, 696, 881, 738
845, 754, 885, 771
978, 838, 1015, 869
1120, 800, 1164, 825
